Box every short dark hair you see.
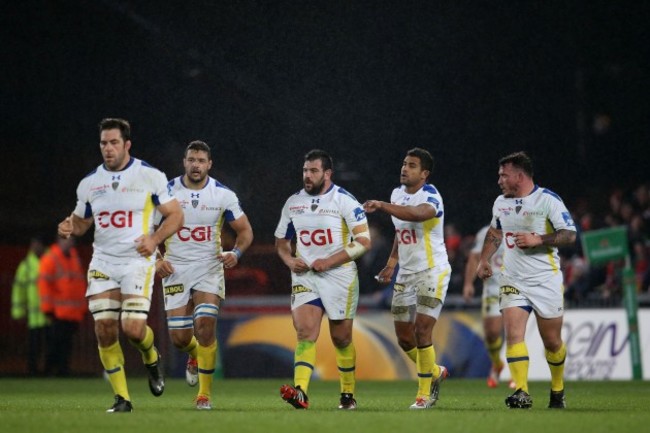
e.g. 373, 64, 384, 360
499, 151, 534, 177
406, 147, 434, 172
99, 118, 131, 141
304, 149, 333, 172
185, 140, 212, 160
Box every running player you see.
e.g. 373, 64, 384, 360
363, 147, 450, 410
463, 225, 514, 388
57, 118, 184, 412
155, 140, 253, 410
275, 149, 371, 410
477, 151, 576, 409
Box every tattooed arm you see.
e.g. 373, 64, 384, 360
477, 225, 502, 279
514, 229, 576, 249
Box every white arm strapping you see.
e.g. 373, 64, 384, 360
344, 241, 368, 260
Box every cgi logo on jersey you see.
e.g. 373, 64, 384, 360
298, 229, 334, 246
177, 226, 213, 242
396, 228, 418, 244
97, 211, 133, 228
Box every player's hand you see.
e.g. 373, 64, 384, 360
311, 258, 333, 273
58, 214, 74, 239
362, 200, 383, 214
476, 259, 493, 280
462, 283, 475, 302
155, 260, 175, 278
374, 266, 394, 285
135, 235, 157, 257
513, 232, 541, 249
217, 251, 239, 269
290, 258, 310, 275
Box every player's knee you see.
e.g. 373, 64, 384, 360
193, 303, 219, 342
169, 330, 192, 349
331, 334, 352, 348
94, 319, 119, 346
121, 320, 146, 341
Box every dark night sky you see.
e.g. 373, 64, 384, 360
1, 0, 649, 244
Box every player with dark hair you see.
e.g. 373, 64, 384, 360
155, 140, 253, 410
477, 151, 576, 409
364, 147, 450, 409
58, 118, 184, 412
275, 149, 371, 410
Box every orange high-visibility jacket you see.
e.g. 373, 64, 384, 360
38, 244, 87, 322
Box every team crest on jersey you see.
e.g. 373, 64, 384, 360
311, 199, 320, 212
190, 193, 200, 208
516, 205, 522, 214
111, 175, 121, 190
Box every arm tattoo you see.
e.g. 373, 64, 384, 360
540, 229, 577, 247
486, 229, 502, 249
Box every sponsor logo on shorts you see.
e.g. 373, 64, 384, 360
291, 285, 312, 295
500, 285, 520, 295
88, 269, 109, 280
164, 284, 185, 296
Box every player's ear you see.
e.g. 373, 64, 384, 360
124, 140, 132, 152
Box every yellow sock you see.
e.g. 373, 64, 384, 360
416, 345, 438, 398
335, 343, 356, 394
294, 340, 316, 393
546, 343, 566, 392
506, 342, 529, 392
129, 325, 158, 365
198, 341, 217, 398
486, 335, 504, 369
181, 336, 199, 359
99, 341, 129, 400
404, 347, 418, 363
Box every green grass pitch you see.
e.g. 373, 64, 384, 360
1, 378, 649, 433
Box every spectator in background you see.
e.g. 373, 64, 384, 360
38, 236, 87, 377
11, 235, 48, 375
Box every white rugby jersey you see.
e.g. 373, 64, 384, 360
491, 185, 576, 281
162, 176, 245, 264
275, 184, 368, 267
391, 184, 449, 274
472, 225, 504, 275
73, 158, 174, 263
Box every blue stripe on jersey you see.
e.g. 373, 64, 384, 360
542, 188, 563, 202
84, 203, 93, 218
495, 218, 502, 230
423, 184, 438, 194
140, 159, 153, 168
224, 209, 235, 222
285, 222, 296, 240
337, 187, 358, 201
152, 194, 160, 206
168, 178, 176, 187
214, 180, 233, 191
82, 168, 98, 179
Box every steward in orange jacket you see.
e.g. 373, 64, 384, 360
38, 237, 87, 376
